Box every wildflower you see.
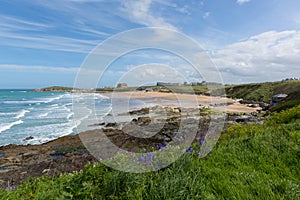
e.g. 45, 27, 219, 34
155, 144, 160, 150
147, 152, 154, 159
159, 145, 167, 150
163, 140, 167, 146
140, 154, 145, 161
186, 147, 193, 153
6, 185, 16, 191
199, 138, 203, 145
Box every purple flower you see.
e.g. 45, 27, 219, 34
163, 140, 167, 146
140, 154, 145, 161
147, 152, 153, 158
186, 147, 193, 153
199, 138, 203, 145
6, 185, 16, 191
159, 146, 167, 150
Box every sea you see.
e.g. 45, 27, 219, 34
0, 89, 115, 146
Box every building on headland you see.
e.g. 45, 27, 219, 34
270, 94, 288, 106
157, 81, 222, 87
117, 83, 128, 88
156, 82, 181, 86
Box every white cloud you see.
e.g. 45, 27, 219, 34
0, 12, 108, 53
203, 12, 210, 19
236, 0, 251, 5
176, 5, 190, 15
0, 15, 52, 32
0, 28, 99, 53
120, 0, 178, 30
118, 63, 186, 86
213, 30, 300, 83
0, 64, 79, 73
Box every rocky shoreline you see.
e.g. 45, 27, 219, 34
0, 105, 264, 190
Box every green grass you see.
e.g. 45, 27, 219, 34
1, 106, 299, 199
225, 80, 300, 102
270, 91, 300, 112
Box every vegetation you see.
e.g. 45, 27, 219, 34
1, 105, 299, 199
270, 91, 300, 112
34, 86, 75, 92
225, 80, 300, 102
37, 80, 300, 106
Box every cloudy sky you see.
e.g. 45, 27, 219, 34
0, 0, 299, 88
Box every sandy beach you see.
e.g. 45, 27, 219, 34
102, 91, 259, 113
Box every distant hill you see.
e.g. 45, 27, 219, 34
34, 86, 75, 92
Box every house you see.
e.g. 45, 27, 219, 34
157, 82, 180, 86
270, 94, 288, 106
117, 83, 128, 88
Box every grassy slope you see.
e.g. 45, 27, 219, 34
225, 80, 300, 102
1, 106, 299, 199
102, 80, 300, 103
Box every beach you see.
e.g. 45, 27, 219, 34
0, 91, 263, 188
102, 91, 259, 113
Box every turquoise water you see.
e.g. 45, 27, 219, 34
0, 90, 111, 146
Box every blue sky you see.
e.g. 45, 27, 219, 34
0, 0, 299, 88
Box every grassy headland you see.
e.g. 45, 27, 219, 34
1, 105, 299, 199
36, 80, 300, 106
224, 80, 300, 102
96, 80, 300, 105
34, 86, 76, 92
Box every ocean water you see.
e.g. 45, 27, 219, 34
0, 90, 112, 146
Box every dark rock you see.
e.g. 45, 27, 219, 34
89, 122, 105, 126
105, 122, 117, 127
239, 100, 256, 104
129, 107, 149, 115
23, 136, 34, 141
135, 117, 151, 125
235, 115, 250, 123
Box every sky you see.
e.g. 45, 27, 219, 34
0, 0, 299, 88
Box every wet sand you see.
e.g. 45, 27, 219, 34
102, 91, 259, 113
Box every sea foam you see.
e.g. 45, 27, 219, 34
15, 109, 30, 119
0, 120, 23, 133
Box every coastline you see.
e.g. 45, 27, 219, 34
101, 91, 260, 113
0, 91, 263, 189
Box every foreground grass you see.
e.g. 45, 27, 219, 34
1, 106, 299, 199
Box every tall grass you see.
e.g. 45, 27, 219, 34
1, 106, 299, 199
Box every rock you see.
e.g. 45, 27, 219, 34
129, 107, 149, 115
136, 117, 151, 125
65, 152, 73, 157
23, 136, 34, 141
0, 165, 8, 170
105, 123, 117, 127
42, 169, 50, 174
239, 100, 256, 104
89, 122, 105, 126
172, 107, 181, 113
22, 151, 39, 159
